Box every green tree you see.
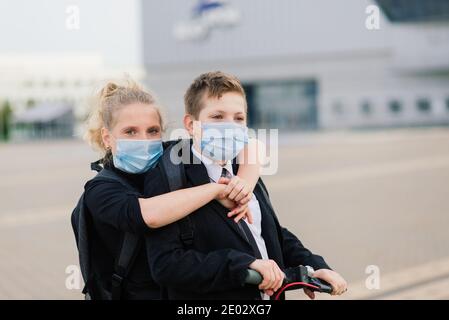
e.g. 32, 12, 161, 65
0, 101, 13, 141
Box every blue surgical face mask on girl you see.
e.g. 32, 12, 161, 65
200, 122, 248, 162
112, 138, 163, 174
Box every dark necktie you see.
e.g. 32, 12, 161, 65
221, 168, 262, 259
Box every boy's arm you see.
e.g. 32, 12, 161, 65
257, 179, 332, 270
145, 222, 257, 294
279, 226, 331, 270
280, 225, 349, 297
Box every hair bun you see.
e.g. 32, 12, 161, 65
100, 82, 120, 99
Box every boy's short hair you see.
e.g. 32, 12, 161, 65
184, 71, 247, 119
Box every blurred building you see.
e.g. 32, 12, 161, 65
141, 0, 449, 131
0, 54, 103, 117
0, 53, 145, 139
12, 102, 74, 140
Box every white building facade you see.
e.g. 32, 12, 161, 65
141, 0, 449, 131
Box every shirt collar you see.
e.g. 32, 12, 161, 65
191, 144, 234, 182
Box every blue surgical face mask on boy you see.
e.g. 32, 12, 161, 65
200, 122, 248, 162
112, 138, 163, 174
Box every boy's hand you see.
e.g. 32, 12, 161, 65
312, 269, 347, 296
218, 176, 252, 205
249, 259, 285, 295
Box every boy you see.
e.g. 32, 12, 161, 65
146, 71, 347, 300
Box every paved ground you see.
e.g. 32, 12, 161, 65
0, 127, 448, 299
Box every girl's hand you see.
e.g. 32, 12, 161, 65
227, 203, 254, 224
214, 181, 236, 208
218, 176, 253, 206
215, 198, 254, 224
312, 269, 347, 296
216, 179, 254, 224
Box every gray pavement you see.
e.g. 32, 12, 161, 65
1, 128, 448, 299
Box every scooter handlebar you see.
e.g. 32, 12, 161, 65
245, 265, 333, 294
245, 269, 264, 285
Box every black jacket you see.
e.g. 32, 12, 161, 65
145, 147, 330, 300
83, 159, 168, 299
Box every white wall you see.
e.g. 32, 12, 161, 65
142, 0, 449, 130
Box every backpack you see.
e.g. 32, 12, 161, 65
71, 161, 144, 300
71, 140, 190, 300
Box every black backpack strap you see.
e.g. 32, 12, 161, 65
74, 193, 90, 287
111, 232, 142, 300
90, 159, 103, 172
159, 140, 193, 247
178, 218, 194, 247
93, 167, 142, 300
159, 139, 187, 190
95, 168, 137, 192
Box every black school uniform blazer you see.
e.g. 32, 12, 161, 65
145, 147, 330, 300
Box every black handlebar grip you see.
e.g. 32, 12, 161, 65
309, 277, 333, 293
245, 269, 263, 285
245, 267, 334, 294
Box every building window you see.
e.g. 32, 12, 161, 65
245, 80, 318, 130
389, 100, 402, 114
333, 101, 344, 115
360, 101, 372, 116
445, 98, 449, 112
416, 98, 431, 113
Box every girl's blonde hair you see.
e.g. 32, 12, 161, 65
84, 80, 164, 157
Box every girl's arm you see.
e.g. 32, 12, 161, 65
221, 138, 263, 203
138, 182, 225, 229
236, 137, 263, 193
217, 138, 264, 223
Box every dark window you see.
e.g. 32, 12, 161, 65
375, 0, 449, 23
245, 80, 318, 130
243, 84, 256, 127
389, 100, 402, 114
416, 99, 431, 113
361, 101, 372, 115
